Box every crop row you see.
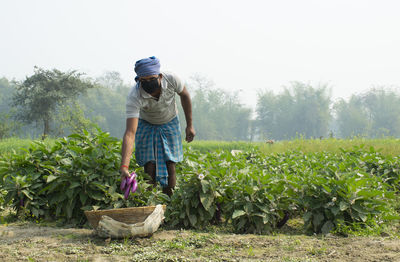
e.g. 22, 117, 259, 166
170, 147, 400, 234
0, 130, 399, 234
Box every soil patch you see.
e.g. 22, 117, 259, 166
1, 221, 399, 261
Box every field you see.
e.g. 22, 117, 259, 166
1, 220, 399, 261
1, 135, 400, 261
259, 137, 400, 156
2, 137, 400, 155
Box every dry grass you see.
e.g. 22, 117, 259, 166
260, 138, 400, 156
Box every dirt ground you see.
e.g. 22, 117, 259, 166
0, 219, 400, 262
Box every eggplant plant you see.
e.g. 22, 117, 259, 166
1, 135, 399, 233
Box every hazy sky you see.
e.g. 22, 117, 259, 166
1, 0, 400, 108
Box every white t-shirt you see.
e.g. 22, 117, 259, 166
126, 71, 184, 125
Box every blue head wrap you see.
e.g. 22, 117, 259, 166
134, 56, 161, 82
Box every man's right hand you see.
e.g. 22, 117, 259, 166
119, 167, 130, 180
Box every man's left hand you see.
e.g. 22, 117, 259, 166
185, 126, 196, 143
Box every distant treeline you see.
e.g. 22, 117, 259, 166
1, 68, 400, 141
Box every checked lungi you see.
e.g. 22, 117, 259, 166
134, 116, 183, 187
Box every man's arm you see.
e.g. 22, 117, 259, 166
120, 117, 139, 178
178, 86, 196, 142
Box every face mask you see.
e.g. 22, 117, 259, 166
141, 78, 160, 94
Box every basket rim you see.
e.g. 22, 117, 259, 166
84, 204, 166, 214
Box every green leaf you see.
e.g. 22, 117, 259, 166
351, 203, 366, 214
303, 211, 312, 223
237, 217, 247, 230
188, 214, 197, 227
232, 209, 246, 219
49, 193, 67, 206
321, 220, 335, 234
200, 192, 213, 212
179, 210, 186, 219
263, 215, 269, 225
4, 191, 16, 205
66, 189, 74, 200
255, 204, 269, 213
89, 192, 104, 201
313, 212, 324, 228
330, 206, 340, 216
89, 181, 106, 190
253, 212, 266, 218
322, 185, 332, 193
31, 207, 39, 218
21, 189, 33, 200
200, 179, 210, 194
244, 202, 253, 214
81, 205, 94, 211
68, 133, 85, 140
190, 196, 199, 208
56, 204, 62, 216
60, 158, 72, 166
339, 201, 349, 211
354, 211, 367, 222
66, 198, 76, 219
69, 181, 81, 189
46, 175, 58, 183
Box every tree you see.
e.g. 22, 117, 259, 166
95, 71, 126, 92
256, 90, 278, 140
0, 77, 15, 113
185, 77, 217, 139
77, 86, 127, 137
0, 78, 21, 139
256, 82, 332, 140
362, 88, 400, 137
334, 88, 400, 138
184, 75, 252, 141
334, 96, 370, 138
289, 82, 331, 139
12, 67, 95, 138
0, 112, 21, 139
53, 101, 99, 136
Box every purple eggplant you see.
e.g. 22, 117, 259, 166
126, 175, 135, 186
120, 177, 127, 191
130, 179, 138, 193
124, 183, 131, 199
130, 172, 137, 179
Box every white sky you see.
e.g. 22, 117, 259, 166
1, 0, 400, 109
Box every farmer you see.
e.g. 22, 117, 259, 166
119, 56, 195, 196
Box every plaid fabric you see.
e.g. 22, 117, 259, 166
135, 116, 183, 187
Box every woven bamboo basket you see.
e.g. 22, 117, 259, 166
84, 205, 167, 229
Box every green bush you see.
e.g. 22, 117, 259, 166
299, 171, 397, 234
1, 134, 399, 234
0, 188, 5, 211
0, 129, 167, 225
222, 152, 299, 234
167, 150, 299, 233
166, 150, 222, 229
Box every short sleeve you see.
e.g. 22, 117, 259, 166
164, 72, 184, 93
173, 74, 184, 93
126, 86, 140, 118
